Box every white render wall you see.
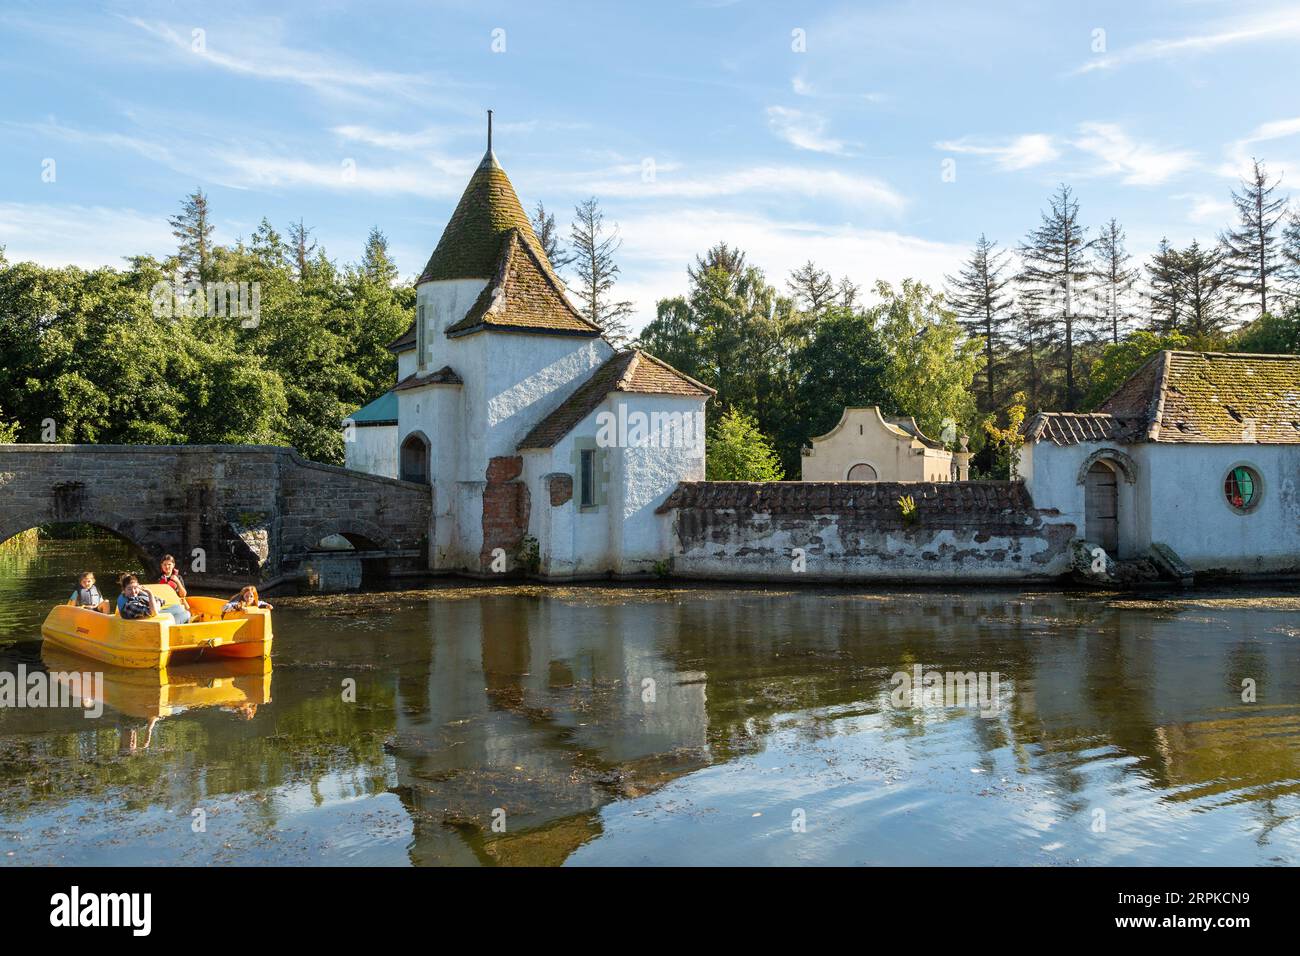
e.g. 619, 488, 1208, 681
344, 424, 398, 479
524, 392, 707, 579
1022, 440, 1300, 573
802, 407, 953, 481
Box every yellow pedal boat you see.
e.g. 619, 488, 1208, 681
41, 584, 273, 669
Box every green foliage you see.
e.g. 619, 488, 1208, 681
982, 392, 1028, 480
0, 203, 412, 464
874, 279, 981, 442
706, 408, 784, 481
1081, 331, 1193, 410
1232, 306, 1300, 354
897, 494, 918, 526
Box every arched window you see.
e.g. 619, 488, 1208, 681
847, 463, 877, 482
400, 433, 429, 484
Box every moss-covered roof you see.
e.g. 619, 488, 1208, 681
418, 150, 551, 285
444, 228, 603, 338
1028, 350, 1300, 445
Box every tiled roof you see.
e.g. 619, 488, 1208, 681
656, 480, 1035, 514
418, 150, 552, 285
392, 366, 463, 391
883, 414, 946, 450
1127, 351, 1300, 443
1023, 412, 1147, 446
1027, 351, 1300, 445
518, 350, 714, 450
445, 229, 603, 338
346, 390, 398, 426
387, 322, 416, 353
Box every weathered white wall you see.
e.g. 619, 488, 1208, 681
661, 482, 1076, 582
802, 407, 953, 482
344, 424, 398, 479
1023, 440, 1300, 574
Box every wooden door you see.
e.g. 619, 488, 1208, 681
1084, 461, 1118, 553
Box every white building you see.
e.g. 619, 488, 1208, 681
343, 136, 713, 579
801, 406, 956, 482
1021, 350, 1300, 576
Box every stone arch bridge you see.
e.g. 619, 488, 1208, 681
0, 444, 431, 592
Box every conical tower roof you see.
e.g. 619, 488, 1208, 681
418, 149, 550, 284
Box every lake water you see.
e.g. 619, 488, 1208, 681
2, 536, 1300, 866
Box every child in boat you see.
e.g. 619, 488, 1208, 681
221, 586, 274, 615
157, 554, 191, 613
68, 571, 110, 613
116, 574, 162, 620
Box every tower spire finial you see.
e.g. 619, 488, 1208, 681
487, 109, 493, 153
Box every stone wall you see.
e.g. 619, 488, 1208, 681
657, 480, 1076, 582
0, 444, 431, 590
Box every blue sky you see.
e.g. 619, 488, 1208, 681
2, 0, 1299, 330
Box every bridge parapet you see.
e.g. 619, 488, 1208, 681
0, 444, 431, 591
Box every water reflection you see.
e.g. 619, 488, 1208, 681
2, 539, 1299, 865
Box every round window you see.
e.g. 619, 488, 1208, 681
1224, 466, 1260, 512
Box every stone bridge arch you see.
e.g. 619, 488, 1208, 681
0, 444, 432, 592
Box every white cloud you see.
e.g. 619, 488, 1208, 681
1075, 8, 1300, 73
766, 106, 848, 155
609, 208, 965, 331
0, 203, 175, 269
791, 75, 814, 96
1172, 193, 1234, 224
575, 164, 906, 212
1218, 116, 1300, 179
125, 17, 439, 105
935, 133, 1059, 171
1071, 123, 1197, 185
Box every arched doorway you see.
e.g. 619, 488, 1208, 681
400, 433, 430, 484
1084, 460, 1119, 553
847, 463, 878, 482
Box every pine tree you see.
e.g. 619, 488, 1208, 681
945, 235, 1014, 413
1146, 238, 1184, 333
531, 202, 572, 273
287, 219, 318, 280
360, 227, 398, 286
1093, 218, 1138, 344
569, 197, 634, 346
787, 261, 834, 315
169, 188, 214, 283
1282, 210, 1300, 304
1177, 240, 1235, 337
1017, 184, 1094, 410
1220, 158, 1287, 316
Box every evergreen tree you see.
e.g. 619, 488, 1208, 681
1093, 218, 1138, 344
787, 261, 834, 315
1017, 184, 1095, 410
1177, 240, 1235, 337
569, 197, 634, 345
1282, 210, 1300, 304
287, 218, 318, 280
1146, 238, 1184, 333
360, 227, 399, 286
169, 188, 214, 283
1219, 158, 1287, 316
530, 202, 572, 273
945, 235, 1014, 413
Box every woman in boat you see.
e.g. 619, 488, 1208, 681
157, 554, 192, 619
116, 575, 162, 620
68, 571, 110, 613
221, 585, 274, 616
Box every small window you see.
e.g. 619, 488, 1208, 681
1224, 466, 1260, 512
579, 449, 596, 507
